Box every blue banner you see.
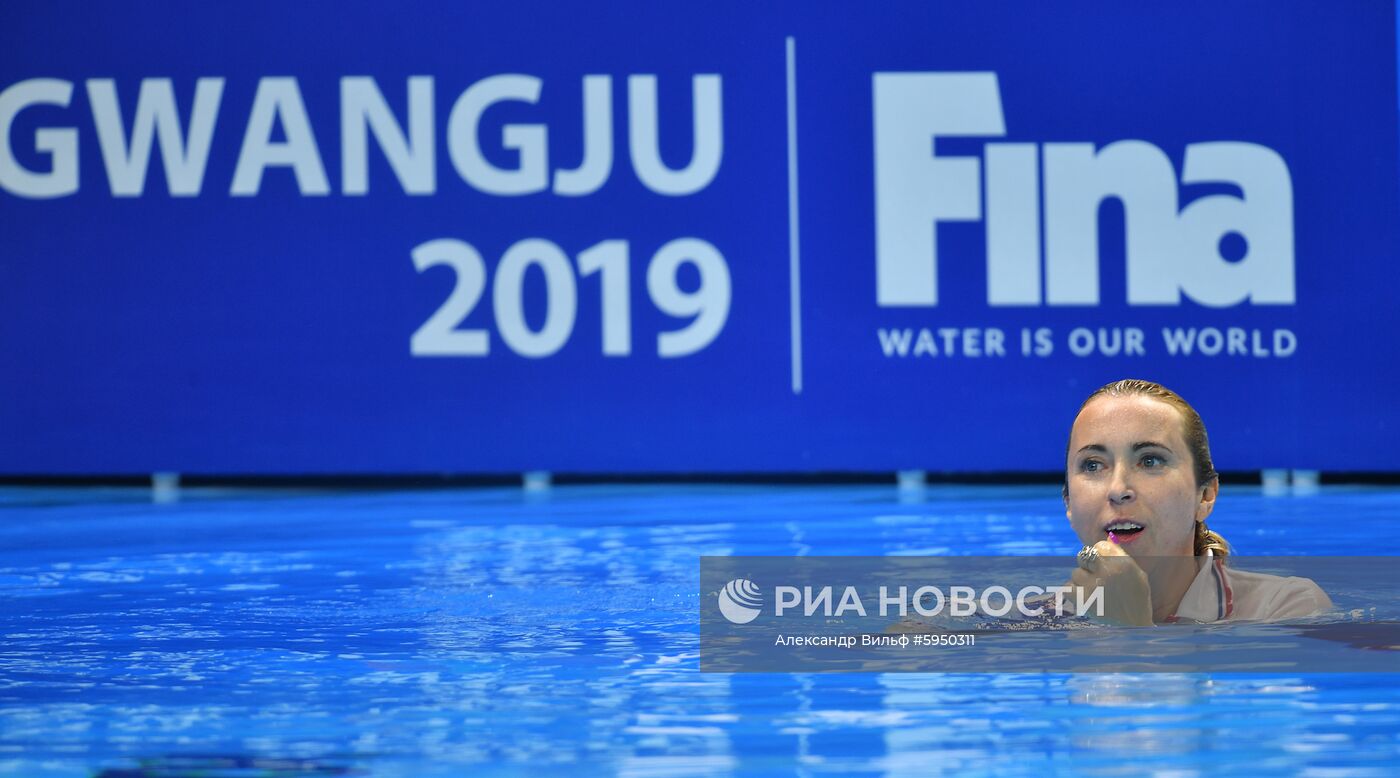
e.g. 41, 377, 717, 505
3, 2, 1397, 473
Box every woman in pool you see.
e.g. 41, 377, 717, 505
1065, 378, 1330, 625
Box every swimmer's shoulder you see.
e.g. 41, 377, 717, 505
1227, 566, 1333, 621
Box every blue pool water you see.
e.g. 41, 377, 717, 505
2, 483, 1398, 776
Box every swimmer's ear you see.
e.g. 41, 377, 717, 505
1196, 478, 1219, 523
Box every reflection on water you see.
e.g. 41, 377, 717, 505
91, 754, 360, 777
0, 485, 1397, 776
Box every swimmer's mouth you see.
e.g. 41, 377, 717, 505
1104, 521, 1145, 541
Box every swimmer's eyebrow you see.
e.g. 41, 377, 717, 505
1075, 442, 1173, 455
1133, 441, 1173, 452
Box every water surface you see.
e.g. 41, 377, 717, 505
2, 484, 1398, 776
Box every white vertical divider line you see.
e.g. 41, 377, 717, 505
785, 36, 804, 395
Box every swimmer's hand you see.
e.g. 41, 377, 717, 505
1070, 540, 1153, 626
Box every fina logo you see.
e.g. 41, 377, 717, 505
872, 72, 1295, 308
718, 578, 763, 624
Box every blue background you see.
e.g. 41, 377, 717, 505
2, 1, 1397, 474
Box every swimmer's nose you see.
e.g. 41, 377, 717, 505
1109, 467, 1134, 504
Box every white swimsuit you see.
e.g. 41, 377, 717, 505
1168, 549, 1332, 623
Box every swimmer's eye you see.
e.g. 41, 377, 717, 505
1140, 454, 1165, 468
1080, 459, 1104, 473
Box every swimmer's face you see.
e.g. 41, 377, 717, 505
1065, 395, 1216, 558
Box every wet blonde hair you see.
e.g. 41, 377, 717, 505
1065, 378, 1230, 557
